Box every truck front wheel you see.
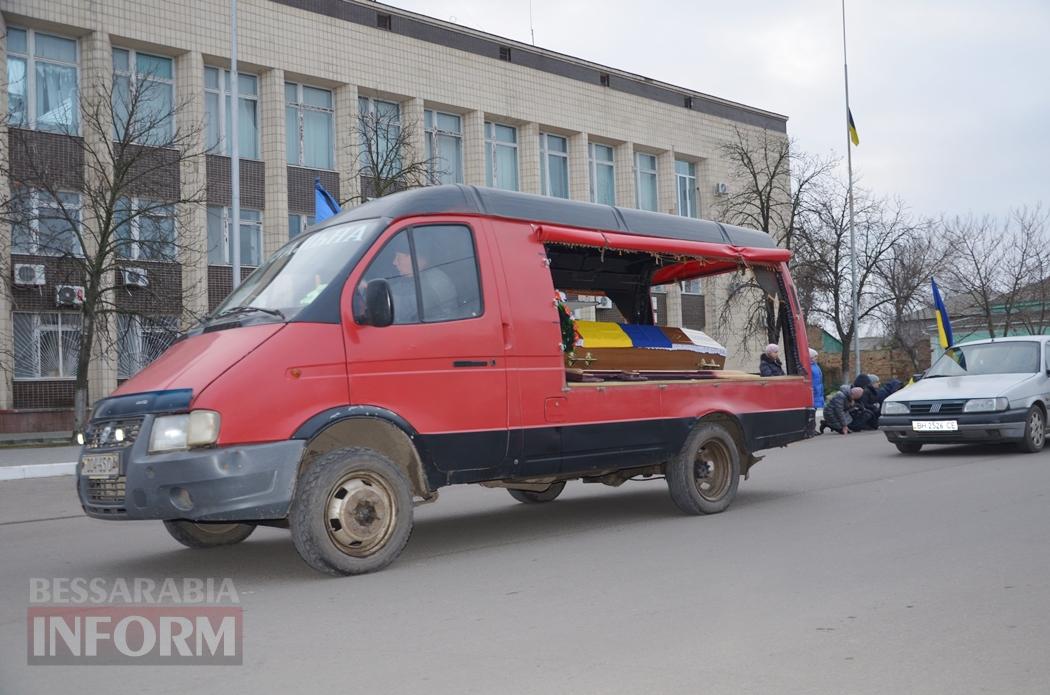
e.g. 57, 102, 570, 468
290, 447, 414, 576
666, 423, 741, 515
163, 520, 256, 548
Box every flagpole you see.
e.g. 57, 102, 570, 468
842, 0, 860, 377
230, 0, 241, 288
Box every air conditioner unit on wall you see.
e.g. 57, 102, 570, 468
14, 263, 46, 286
55, 285, 86, 307
121, 267, 149, 288
715, 182, 729, 196
595, 296, 613, 310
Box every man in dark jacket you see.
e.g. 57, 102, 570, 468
823, 386, 865, 434
852, 374, 880, 429
759, 344, 785, 377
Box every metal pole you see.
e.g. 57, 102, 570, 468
842, 0, 860, 377
230, 0, 241, 288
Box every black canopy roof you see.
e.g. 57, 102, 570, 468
313, 184, 777, 250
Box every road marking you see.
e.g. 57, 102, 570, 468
0, 462, 77, 481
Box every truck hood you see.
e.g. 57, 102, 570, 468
113, 324, 285, 399
889, 372, 1037, 402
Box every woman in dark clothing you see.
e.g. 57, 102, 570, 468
759, 343, 785, 377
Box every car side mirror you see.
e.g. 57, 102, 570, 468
356, 279, 394, 327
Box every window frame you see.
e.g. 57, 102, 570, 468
635, 152, 659, 211
539, 132, 569, 199
5, 26, 81, 134
424, 109, 464, 185
680, 279, 703, 295
288, 213, 316, 240
358, 96, 402, 176
112, 47, 175, 143
12, 189, 83, 257
356, 222, 485, 325
116, 197, 177, 262
12, 311, 82, 381
203, 66, 260, 159
484, 121, 519, 191
588, 142, 616, 205
675, 159, 699, 218
286, 81, 335, 170
207, 205, 263, 266
116, 313, 180, 379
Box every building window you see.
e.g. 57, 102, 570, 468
540, 133, 569, 199
681, 279, 702, 294
424, 110, 463, 185
589, 142, 615, 205
6, 26, 79, 133
204, 67, 259, 159
358, 97, 401, 176
112, 48, 174, 144
11, 189, 82, 256
117, 314, 179, 379
286, 82, 334, 169
115, 198, 176, 261
636, 153, 658, 211
484, 122, 518, 191
207, 206, 262, 266
288, 213, 315, 239
675, 159, 699, 218
13, 312, 82, 380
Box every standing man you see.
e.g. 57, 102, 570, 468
810, 348, 824, 434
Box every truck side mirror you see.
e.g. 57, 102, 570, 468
357, 279, 394, 327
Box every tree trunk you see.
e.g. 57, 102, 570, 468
73, 313, 97, 435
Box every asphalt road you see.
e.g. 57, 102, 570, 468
1, 431, 1048, 694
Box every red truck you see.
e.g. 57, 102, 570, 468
77, 185, 813, 575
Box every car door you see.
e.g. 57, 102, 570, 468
344, 219, 509, 477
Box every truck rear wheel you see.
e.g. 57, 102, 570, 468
289, 447, 413, 576
508, 481, 566, 504
666, 422, 740, 515
163, 520, 256, 548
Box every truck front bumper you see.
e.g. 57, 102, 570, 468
77, 414, 303, 521
880, 409, 1028, 445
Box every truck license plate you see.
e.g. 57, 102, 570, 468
81, 453, 120, 477
912, 420, 958, 432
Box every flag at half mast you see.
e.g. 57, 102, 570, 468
848, 108, 860, 146
931, 278, 954, 349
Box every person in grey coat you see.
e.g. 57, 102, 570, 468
823, 386, 864, 434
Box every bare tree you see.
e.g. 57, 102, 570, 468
715, 127, 837, 346
349, 103, 442, 203
1, 68, 207, 433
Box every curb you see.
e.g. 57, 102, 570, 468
0, 462, 77, 481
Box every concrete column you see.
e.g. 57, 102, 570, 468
569, 132, 589, 203
697, 156, 717, 220
175, 51, 208, 325
0, 15, 12, 408
665, 282, 683, 328
657, 150, 677, 216
334, 84, 359, 205
462, 110, 485, 186
81, 30, 118, 404
518, 122, 541, 195
614, 142, 635, 209
402, 97, 425, 175
259, 68, 287, 261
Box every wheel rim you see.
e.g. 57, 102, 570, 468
192, 523, 242, 535
693, 439, 732, 502
325, 472, 397, 557
1030, 411, 1045, 448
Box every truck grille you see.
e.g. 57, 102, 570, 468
86, 476, 127, 505
84, 419, 143, 449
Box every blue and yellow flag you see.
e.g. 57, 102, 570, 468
847, 109, 860, 146
931, 278, 953, 349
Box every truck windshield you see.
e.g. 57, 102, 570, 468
926, 341, 1040, 377
211, 219, 381, 321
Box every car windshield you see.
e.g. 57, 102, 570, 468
926, 341, 1041, 377
211, 219, 381, 322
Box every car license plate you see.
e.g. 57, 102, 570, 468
912, 420, 958, 432
81, 453, 120, 477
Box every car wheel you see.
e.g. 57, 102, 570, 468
666, 422, 741, 515
163, 520, 256, 548
1017, 405, 1046, 454
508, 481, 566, 504
290, 447, 414, 576
895, 441, 923, 455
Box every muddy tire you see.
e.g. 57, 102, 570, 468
163, 520, 256, 548
895, 441, 923, 454
508, 481, 566, 504
1017, 405, 1046, 454
289, 447, 413, 576
666, 422, 741, 515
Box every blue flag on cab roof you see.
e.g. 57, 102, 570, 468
931, 278, 954, 350
314, 178, 340, 223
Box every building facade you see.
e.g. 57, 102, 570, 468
0, 0, 788, 432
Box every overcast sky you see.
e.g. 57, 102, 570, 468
386, 0, 1049, 221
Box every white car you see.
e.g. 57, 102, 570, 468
880, 337, 1050, 454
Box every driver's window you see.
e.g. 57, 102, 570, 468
360, 231, 417, 325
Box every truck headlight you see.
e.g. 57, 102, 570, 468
882, 401, 909, 415
149, 411, 221, 453
963, 397, 1009, 413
